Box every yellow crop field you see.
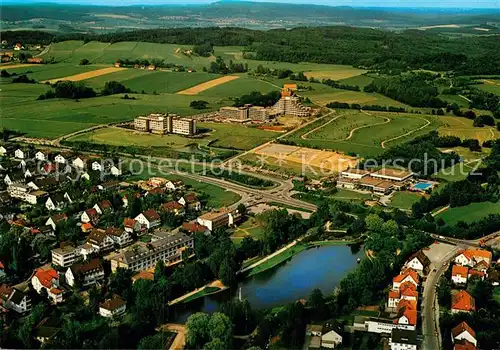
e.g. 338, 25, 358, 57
304, 68, 367, 81
42, 67, 127, 84
176, 75, 240, 95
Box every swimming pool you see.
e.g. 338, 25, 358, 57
413, 182, 432, 190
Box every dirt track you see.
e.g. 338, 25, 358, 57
176, 75, 239, 95
42, 67, 127, 84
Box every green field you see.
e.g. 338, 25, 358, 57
437, 116, 500, 142
302, 88, 407, 107
231, 217, 266, 246
331, 189, 373, 203
286, 111, 440, 157
201, 122, 279, 150
473, 81, 500, 96
1, 63, 109, 82
197, 76, 277, 98
388, 192, 422, 210
436, 201, 500, 225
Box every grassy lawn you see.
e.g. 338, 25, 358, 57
286, 111, 440, 157
437, 116, 500, 143
201, 122, 279, 150
388, 192, 422, 210
246, 244, 308, 277
433, 160, 483, 182
436, 201, 500, 225
331, 189, 373, 202
197, 75, 277, 98
231, 217, 265, 244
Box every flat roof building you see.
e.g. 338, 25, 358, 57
134, 113, 196, 136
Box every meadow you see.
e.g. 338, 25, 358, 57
474, 80, 500, 96
68, 122, 279, 152
1, 63, 109, 82
437, 116, 500, 142
436, 201, 500, 225
388, 192, 422, 211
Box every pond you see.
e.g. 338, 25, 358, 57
172, 243, 363, 322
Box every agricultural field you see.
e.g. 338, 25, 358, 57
473, 80, 500, 95
197, 76, 278, 98
68, 122, 278, 152
301, 88, 407, 107
1, 63, 109, 82
287, 110, 440, 157
303, 66, 367, 80
42, 66, 127, 84
437, 116, 500, 142
0, 83, 224, 139
177, 75, 240, 95
435, 201, 500, 225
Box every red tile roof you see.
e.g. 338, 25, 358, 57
183, 193, 198, 203
52, 213, 68, 223
468, 270, 485, 279
142, 209, 160, 221
388, 290, 400, 299
34, 268, 59, 289
99, 200, 113, 209
161, 201, 184, 211
454, 339, 477, 350
86, 208, 99, 217
182, 222, 208, 233
123, 218, 137, 228
452, 265, 469, 278
81, 223, 93, 232
452, 321, 476, 339
395, 299, 417, 326
452, 290, 475, 312
393, 269, 419, 285
0, 261, 4, 270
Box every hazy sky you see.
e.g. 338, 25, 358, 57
6, 0, 500, 8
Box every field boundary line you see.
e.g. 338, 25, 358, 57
176, 75, 239, 95
300, 111, 347, 140
381, 115, 431, 149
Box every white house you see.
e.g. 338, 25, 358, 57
99, 295, 127, 318
105, 227, 133, 248
91, 161, 102, 171
451, 322, 477, 346
403, 251, 430, 275
14, 148, 31, 159
0, 145, 8, 156
389, 329, 417, 350
135, 210, 161, 230
65, 259, 104, 288
0, 287, 31, 314
110, 165, 122, 176
166, 180, 184, 191
392, 269, 419, 290
451, 265, 468, 285
81, 208, 100, 224
455, 249, 493, 267
31, 268, 63, 304
123, 218, 140, 233
45, 193, 66, 211
54, 154, 68, 164
51, 244, 78, 268
178, 193, 202, 211
72, 156, 87, 169
45, 213, 68, 230
35, 151, 51, 161
321, 321, 343, 348
86, 229, 114, 252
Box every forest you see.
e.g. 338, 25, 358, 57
3, 26, 499, 74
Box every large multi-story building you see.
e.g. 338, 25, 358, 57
134, 113, 196, 136
51, 244, 79, 268
272, 89, 311, 117
219, 106, 249, 120
219, 105, 280, 121
110, 232, 194, 272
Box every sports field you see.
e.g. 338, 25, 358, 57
286, 110, 440, 157
177, 75, 240, 95
436, 201, 500, 225
253, 143, 358, 173
42, 66, 127, 84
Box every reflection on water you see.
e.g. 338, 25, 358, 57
172, 244, 363, 322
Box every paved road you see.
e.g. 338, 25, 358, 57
421, 246, 460, 350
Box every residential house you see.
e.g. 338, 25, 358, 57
468, 269, 486, 281
99, 295, 127, 318
160, 201, 185, 216
394, 299, 417, 330
25, 190, 48, 205
166, 179, 184, 191
14, 148, 32, 159
392, 269, 419, 290
86, 229, 114, 252
487, 268, 500, 286
0, 285, 31, 314
65, 258, 104, 287
453, 340, 477, 350
196, 208, 239, 231
147, 177, 168, 188
182, 222, 210, 235
81, 222, 93, 233
404, 250, 431, 275
452, 322, 477, 346
45, 213, 68, 230
35, 150, 52, 161
388, 282, 418, 308
34, 317, 61, 345
121, 192, 141, 208
28, 177, 58, 191
452, 265, 469, 285
7, 183, 29, 199
110, 165, 122, 176
105, 227, 133, 248
93, 199, 113, 214
135, 209, 161, 230
45, 193, 67, 211
54, 154, 69, 164
123, 218, 140, 233
455, 249, 493, 267
4, 172, 24, 186
81, 208, 100, 225
91, 160, 104, 171
31, 268, 63, 304
72, 156, 88, 169
98, 180, 120, 191
389, 329, 417, 350
178, 193, 201, 211
51, 244, 79, 268
451, 290, 475, 314
321, 320, 343, 348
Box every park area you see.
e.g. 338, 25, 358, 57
230, 217, 266, 247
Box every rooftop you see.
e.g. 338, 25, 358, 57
391, 329, 417, 345
452, 290, 475, 312
452, 321, 476, 339
100, 295, 126, 311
